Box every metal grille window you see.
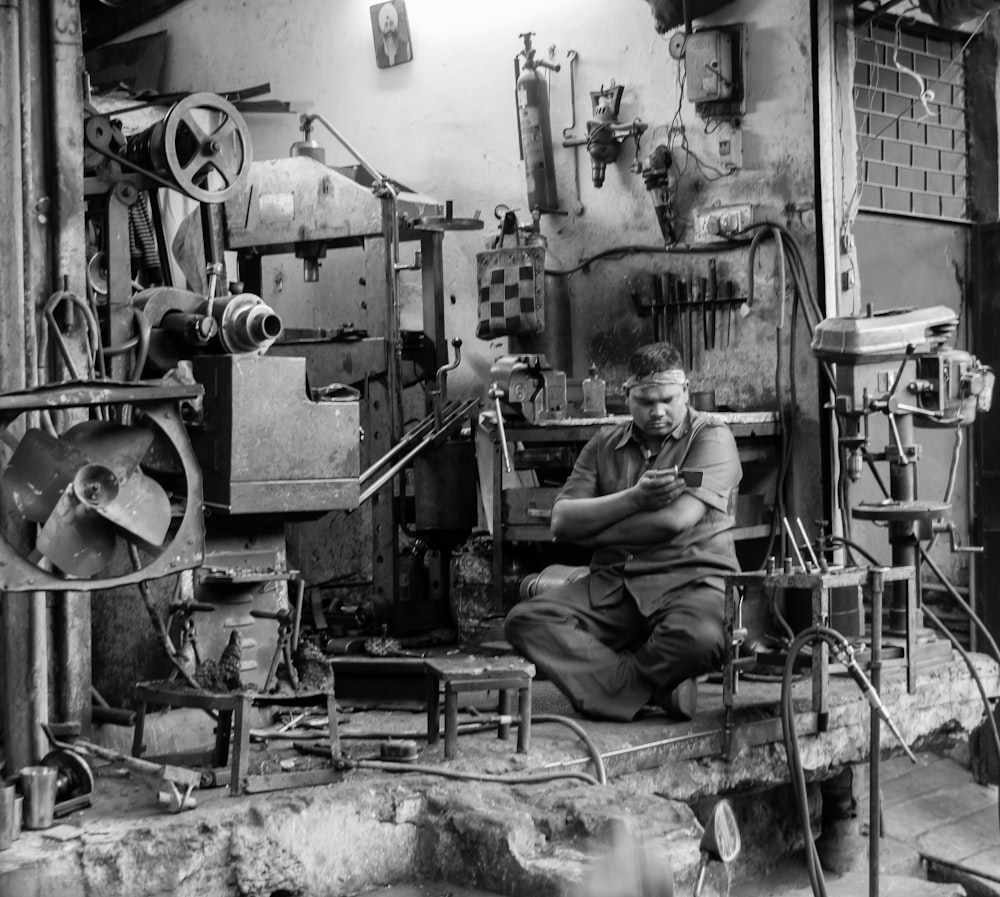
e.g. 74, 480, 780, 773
854, 20, 968, 222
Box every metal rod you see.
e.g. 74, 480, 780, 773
782, 517, 808, 570
869, 568, 883, 897
359, 409, 439, 485
358, 398, 478, 504
796, 517, 822, 569
292, 578, 305, 654
301, 113, 387, 190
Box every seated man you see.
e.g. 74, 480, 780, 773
504, 342, 742, 722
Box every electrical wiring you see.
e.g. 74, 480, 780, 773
920, 546, 1000, 666
543, 240, 751, 278
740, 223, 823, 567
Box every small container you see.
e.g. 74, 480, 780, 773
582, 364, 607, 417
0, 783, 15, 850
690, 389, 717, 412
19, 766, 57, 831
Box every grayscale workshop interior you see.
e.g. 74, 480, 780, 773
2, 1, 1000, 895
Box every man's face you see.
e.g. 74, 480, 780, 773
627, 377, 689, 440
643, 0, 674, 34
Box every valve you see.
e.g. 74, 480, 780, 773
488, 382, 513, 473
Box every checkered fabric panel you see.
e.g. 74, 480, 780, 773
475, 245, 545, 339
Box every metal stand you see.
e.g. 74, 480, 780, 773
132, 681, 339, 796
723, 565, 916, 760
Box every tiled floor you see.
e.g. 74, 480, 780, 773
733, 751, 1000, 896
880, 752, 1000, 885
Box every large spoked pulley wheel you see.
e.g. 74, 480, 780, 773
127, 92, 252, 204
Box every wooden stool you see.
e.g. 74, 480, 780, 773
425, 656, 535, 760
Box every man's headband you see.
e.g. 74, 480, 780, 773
623, 369, 689, 391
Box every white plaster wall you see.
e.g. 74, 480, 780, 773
121, 0, 818, 404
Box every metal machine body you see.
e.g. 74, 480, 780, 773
76, 95, 371, 688
812, 305, 993, 634
223, 151, 466, 630
189, 354, 360, 514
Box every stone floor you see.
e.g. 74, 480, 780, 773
1, 649, 997, 897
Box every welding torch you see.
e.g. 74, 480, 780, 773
826, 630, 918, 764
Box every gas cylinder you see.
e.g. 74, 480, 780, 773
516, 33, 560, 214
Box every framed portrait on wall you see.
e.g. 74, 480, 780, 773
370, 1, 413, 68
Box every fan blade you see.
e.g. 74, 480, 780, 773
1, 429, 88, 523
95, 470, 172, 547
37, 486, 117, 578
62, 421, 154, 481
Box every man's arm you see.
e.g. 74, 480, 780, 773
551, 468, 687, 543
587, 493, 707, 545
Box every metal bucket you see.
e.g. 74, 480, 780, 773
519, 564, 589, 600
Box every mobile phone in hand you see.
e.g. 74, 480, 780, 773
679, 469, 703, 487
645, 466, 702, 487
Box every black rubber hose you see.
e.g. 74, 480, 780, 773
530, 713, 609, 785
781, 628, 830, 897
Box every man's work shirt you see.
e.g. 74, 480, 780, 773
553, 407, 742, 611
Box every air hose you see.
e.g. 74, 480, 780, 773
291, 711, 609, 787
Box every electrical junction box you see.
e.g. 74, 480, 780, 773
685, 30, 735, 103
682, 25, 747, 120
694, 204, 753, 242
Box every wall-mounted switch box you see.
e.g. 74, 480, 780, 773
683, 24, 746, 121
686, 30, 735, 103
718, 128, 743, 170
694, 204, 753, 242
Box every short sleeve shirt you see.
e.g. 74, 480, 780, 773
554, 407, 742, 611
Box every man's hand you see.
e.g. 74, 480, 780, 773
632, 468, 687, 511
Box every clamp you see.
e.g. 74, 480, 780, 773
251, 607, 300, 692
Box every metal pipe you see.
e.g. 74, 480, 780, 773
1, 0, 47, 772
869, 568, 884, 897
54, 592, 92, 735
48, 0, 92, 738
782, 516, 808, 570
359, 410, 439, 486
887, 413, 918, 635
300, 114, 388, 190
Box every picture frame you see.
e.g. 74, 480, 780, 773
370, 1, 413, 69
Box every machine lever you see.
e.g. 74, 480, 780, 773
489, 383, 513, 473
886, 413, 909, 467
781, 516, 808, 571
